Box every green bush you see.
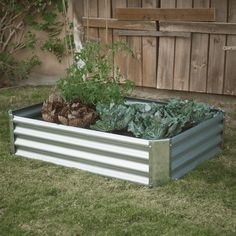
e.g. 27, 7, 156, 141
0, 0, 69, 86
57, 42, 134, 105
0, 53, 41, 82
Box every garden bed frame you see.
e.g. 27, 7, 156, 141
9, 98, 224, 187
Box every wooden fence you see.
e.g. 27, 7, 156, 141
73, 0, 236, 96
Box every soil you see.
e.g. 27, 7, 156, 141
112, 129, 134, 137
41, 94, 98, 128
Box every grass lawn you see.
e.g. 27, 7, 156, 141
0, 86, 235, 236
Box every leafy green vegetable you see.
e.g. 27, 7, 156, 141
91, 103, 135, 132
91, 98, 221, 140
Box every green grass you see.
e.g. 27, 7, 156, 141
0, 86, 235, 236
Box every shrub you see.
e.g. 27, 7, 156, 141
0, 0, 70, 86
57, 41, 134, 105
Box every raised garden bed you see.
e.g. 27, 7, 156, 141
9, 98, 224, 187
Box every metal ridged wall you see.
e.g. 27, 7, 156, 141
13, 115, 150, 185
170, 113, 224, 180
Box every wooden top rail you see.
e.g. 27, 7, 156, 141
160, 21, 236, 35
115, 8, 215, 22
82, 17, 156, 31
113, 30, 191, 38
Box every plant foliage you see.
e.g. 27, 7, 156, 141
41, 38, 65, 62
0, 0, 69, 86
91, 98, 221, 139
57, 41, 134, 105
0, 53, 41, 81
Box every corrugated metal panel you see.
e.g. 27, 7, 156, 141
13, 115, 150, 185
13, 116, 149, 148
16, 149, 149, 185
14, 127, 148, 161
171, 114, 223, 146
171, 113, 224, 180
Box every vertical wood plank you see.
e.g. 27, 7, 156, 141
207, 0, 227, 94
142, 0, 157, 88
127, 0, 143, 86
98, 0, 112, 43
71, 0, 84, 22
173, 0, 192, 91
189, 0, 210, 92
157, 0, 176, 90
112, 0, 127, 81
84, 0, 98, 41
224, 0, 236, 95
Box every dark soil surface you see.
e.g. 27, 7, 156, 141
112, 129, 134, 137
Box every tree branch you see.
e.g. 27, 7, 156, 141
0, 10, 9, 27
1, 21, 23, 52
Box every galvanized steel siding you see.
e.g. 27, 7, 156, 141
13, 115, 150, 185
170, 113, 224, 180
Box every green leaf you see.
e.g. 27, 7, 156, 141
91, 99, 220, 140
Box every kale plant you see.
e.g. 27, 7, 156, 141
91, 98, 220, 139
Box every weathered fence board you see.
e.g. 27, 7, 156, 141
157, 0, 176, 90
113, 30, 190, 37
189, 0, 210, 93
74, 0, 236, 96
112, 0, 127, 81
127, 0, 142, 86
207, 0, 227, 94
82, 18, 157, 31
142, 0, 158, 88
98, 0, 112, 43
173, 0, 192, 91
116, 8, 215, 21
159, 22, 236, 35
224, 0, 236, 95
83, 0, 98, 41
